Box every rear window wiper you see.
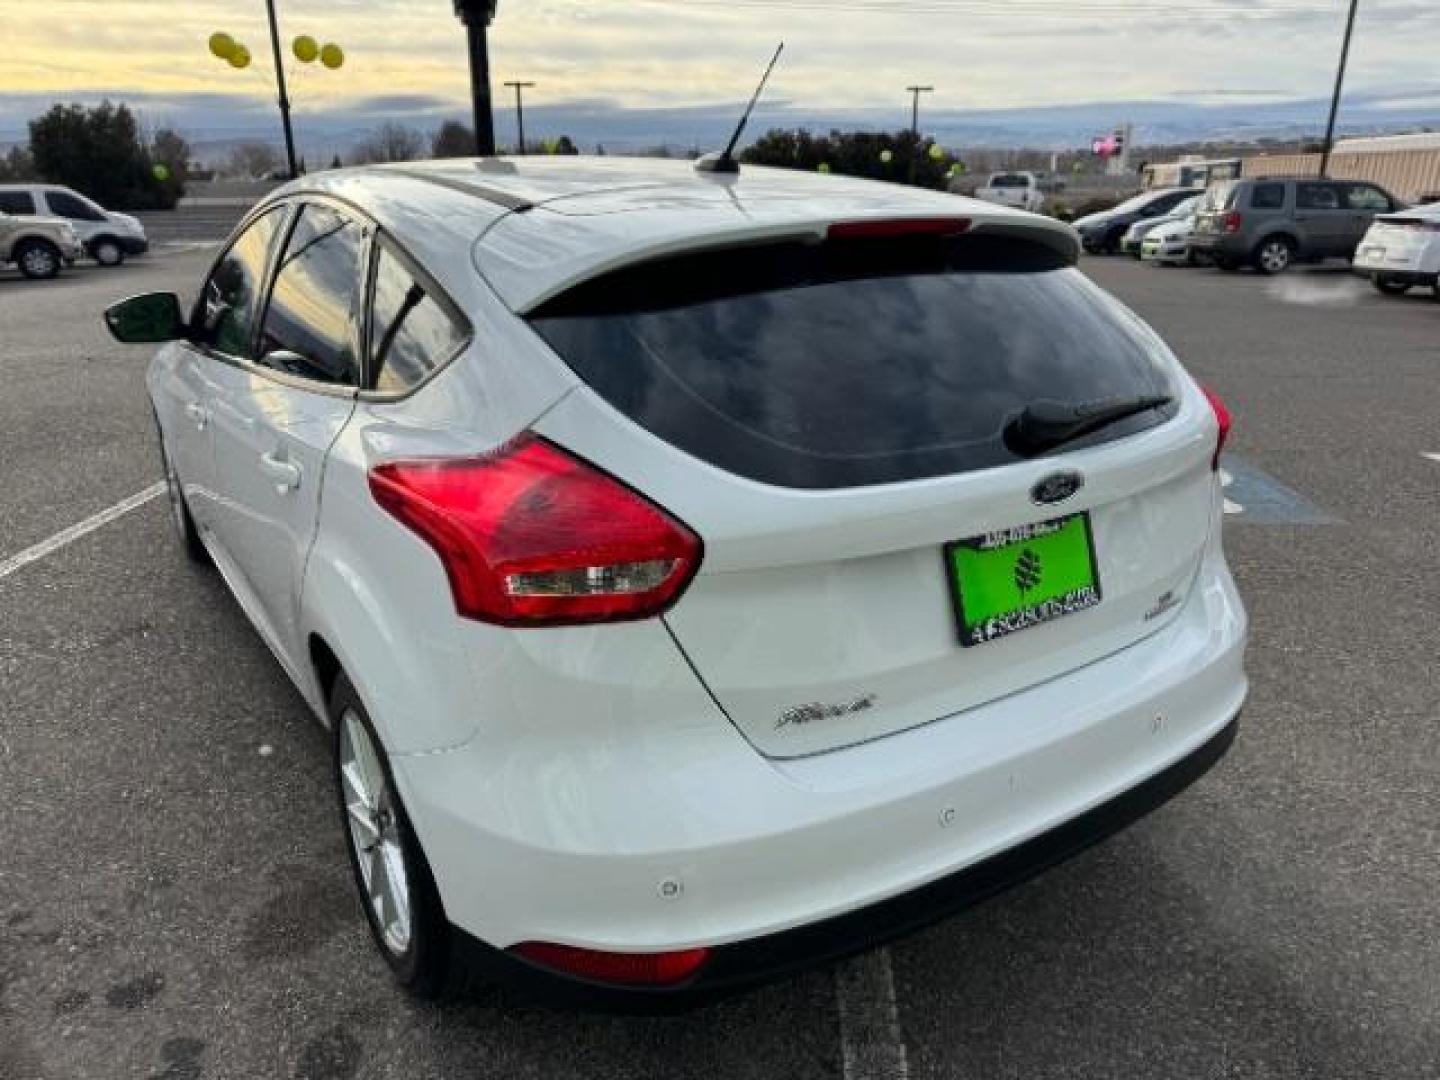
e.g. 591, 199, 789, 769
1003, 394, 1173, 457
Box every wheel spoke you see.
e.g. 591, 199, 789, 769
347, 802, 380, 849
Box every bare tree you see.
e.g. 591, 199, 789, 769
226, 142, 283, 179
353, 122, 426, 165
431, 120, 475, 159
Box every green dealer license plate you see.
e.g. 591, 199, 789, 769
944, 513, 1102, 647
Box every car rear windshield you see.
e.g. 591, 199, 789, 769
1203, 183, 1239, 211
528, 233, 1178, 489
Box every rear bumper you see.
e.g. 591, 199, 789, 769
1189, 233, 1246, 257
454, 713, 1239, 1012
1352, 265, 1436, 286
396, 529, 1247, 1006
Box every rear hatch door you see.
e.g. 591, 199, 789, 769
527, 225, 1219, 758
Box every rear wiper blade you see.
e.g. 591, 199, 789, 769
1003, 394, 1173, 457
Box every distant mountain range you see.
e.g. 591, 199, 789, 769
3, 87, 1438, 159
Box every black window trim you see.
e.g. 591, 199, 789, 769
357, 230, 474, 403
187, 191, 470, 404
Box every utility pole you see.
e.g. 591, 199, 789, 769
263, 0, 299, 178
505, 80, 535, 154
906, 85, 933, 184
453, 1, 498, 156
1319, 0, 1359, 178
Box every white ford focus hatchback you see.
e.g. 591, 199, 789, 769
105, 157, 1246, 1007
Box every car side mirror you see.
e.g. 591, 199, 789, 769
104, 292, 187, 344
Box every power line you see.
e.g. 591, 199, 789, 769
630, 0, 1421, 20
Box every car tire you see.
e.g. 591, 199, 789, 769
331, 672, 459, 999
155, 420, 210, 565
92, 238, 126, 267
1371, 274, 1410, 296
1252, 236, 1295, 275
15, 240, 62, 280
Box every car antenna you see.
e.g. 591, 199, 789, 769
695, 42, 784, 175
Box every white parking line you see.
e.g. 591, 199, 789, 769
1423, 453, 1440, 464
835, 948, 909, 1080
1219, 467, 1243, 516
0, 483, 165, 582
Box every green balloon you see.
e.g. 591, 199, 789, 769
817, 162, 831, 174
152, 163, 171, 182
928, 143, 946, 161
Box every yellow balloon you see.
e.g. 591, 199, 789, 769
320, 43, 345, 70
879, 149, 894, 164
209, 32, 236, 60
293, 35, 319, 63
228, 45, 252, 70
929, 143, 946, 161
817, 162, 831, 174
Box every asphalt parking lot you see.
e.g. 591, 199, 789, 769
2, 237, 1438, 1079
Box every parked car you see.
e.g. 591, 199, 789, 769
1122, 194, 1202, 257
1190, 177, 1402, 274
103, 158, 1246, 1007
0, 184, 148, 266
974, 171, 1047, 213
1140, 209, 1202, 266
0, 209, 84, 279
1353, 201, 1440, 299
1072, 187, 1202, 254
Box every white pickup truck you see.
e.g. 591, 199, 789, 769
974, 171, 1046, 213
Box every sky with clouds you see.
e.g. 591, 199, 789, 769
3, 0, 1440, 144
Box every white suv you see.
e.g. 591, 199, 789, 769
104, 158, 1246, 1007
0, 184, 148, 266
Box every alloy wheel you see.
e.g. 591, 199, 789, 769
338, 709, 412, 956
20, 246, 58, 278
94, 241, 123, 267
1258, 240, 1291, 274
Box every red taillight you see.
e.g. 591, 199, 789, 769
368, 435, 702, 626
827, 217, 971, 240
1200, 385, 1231, 471
511, 941, 711, 986
1221, 210, 1243, 234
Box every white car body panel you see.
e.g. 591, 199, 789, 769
143, 157, 1246, 974
1353, 203, 1440, 277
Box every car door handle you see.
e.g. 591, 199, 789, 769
258, 452, 302, 492
185, 401, 209, 429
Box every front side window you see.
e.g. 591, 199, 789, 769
45, 191, 105, 221
368, 241, 467, 394
1344, 184, 1391, 211
1250, 183, 1286, 210
257, 203, 366, 387
194, 207, 286, 356
1297, 183, 1341, 210
0, 192, 37, 215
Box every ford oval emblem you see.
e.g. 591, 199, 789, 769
1031, 471, 1084, 506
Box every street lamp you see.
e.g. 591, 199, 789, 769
454, 1, 499, 156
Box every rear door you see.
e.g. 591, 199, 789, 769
1295, 182, 1351, 256
206, 201, 365, 666
528, 228, 1217, 758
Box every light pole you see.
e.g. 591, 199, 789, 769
906, 85, 933, 183
263, 0, 299, 178
505, 80, 535, 154
454, 1, 499, 156
1319, 0, 1359, 178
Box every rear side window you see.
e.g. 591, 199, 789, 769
258, 203, 366, 387
1202, 183, 1237, 211
1297, 183, 1341, 210
368, 241, 467, 393
0, 192, 37, 214
1250, 183, 1286, 210
45, 191, 105, 221
991, 174, 1027, 188
1343, 184, 1390, 211
530, 234, 1178, 489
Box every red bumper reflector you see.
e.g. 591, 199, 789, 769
510, 941, 711, 986
1200, 384, 1232, 471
